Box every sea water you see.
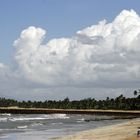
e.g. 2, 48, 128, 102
0, 113, 127, 140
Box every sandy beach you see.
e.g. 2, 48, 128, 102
54, 118, 140, 140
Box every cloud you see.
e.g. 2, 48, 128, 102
13, 9, 140, 88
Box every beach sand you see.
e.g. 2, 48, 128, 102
125, 135, 140, 140
53, 118, 140, 140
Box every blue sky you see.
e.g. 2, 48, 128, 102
0, 0, 140, 65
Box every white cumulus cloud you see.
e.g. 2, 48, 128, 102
13, 9, 140, 88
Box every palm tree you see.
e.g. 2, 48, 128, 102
134, 90, 138, 97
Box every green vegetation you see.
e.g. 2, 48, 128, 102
0, 91, 140, 110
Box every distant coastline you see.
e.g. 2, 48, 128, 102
0, 107, 140, 117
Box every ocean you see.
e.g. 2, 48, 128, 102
0, 113, 127, 140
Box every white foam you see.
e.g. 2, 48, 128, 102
43, 114, 69, 119
8, 114, 69, 122
31, 123, 43, 127
17, 125, 28, 129
9, 117, 47, 121
0, 118, 7, 122
0, 113, 11, 116
77, 118, 85, 122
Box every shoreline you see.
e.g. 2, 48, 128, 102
53, 118, 140, 140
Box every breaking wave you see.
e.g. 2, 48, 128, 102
17, 125, 28, 129
0, 117, 8, 122
7, 114, 69, 122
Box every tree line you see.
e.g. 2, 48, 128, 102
0, 91, 139, 110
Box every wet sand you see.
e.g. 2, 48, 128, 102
54, 118, 140, 140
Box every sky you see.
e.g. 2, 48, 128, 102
0, 0, 140, 100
